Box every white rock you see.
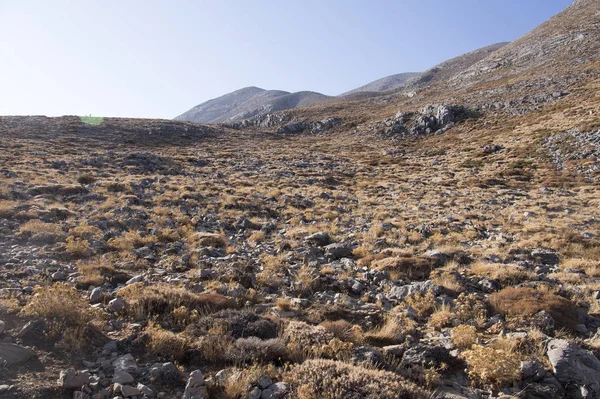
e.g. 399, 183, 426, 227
0, 320, 5, 334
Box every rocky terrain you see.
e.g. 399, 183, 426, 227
2, 1, 600, 399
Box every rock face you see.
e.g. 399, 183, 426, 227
547, 339, 600, 398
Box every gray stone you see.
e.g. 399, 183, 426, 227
126, 275, 144, 285
112, 370, 134, 384
137, 383, 155, 397
0, 320, 5, 334
532, 248, 560, 266
58, 369, 91, 389
113, 353, 138, 375
388, 280, 440, 301
108, 297, 127, 312
305, 232, 331, 246
0, 343, 36, 366
89, 287, 104, 304
183, 370, 207, 399
547, 339, 600, 398
257, 375, 273, 389
248, 386, 261, 399
324, 243, 353, 259
52, 271, 67, 281
261, 382, 290, 399
520, 359, 547, 381
120, 385, 140, 397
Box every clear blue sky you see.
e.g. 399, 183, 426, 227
0, 0, 574, 119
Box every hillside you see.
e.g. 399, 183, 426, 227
174, 87, 331, 124
1, 1, 600, 399
340, 72, 420, 96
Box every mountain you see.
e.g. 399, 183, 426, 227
175, 42, 509, 124
174, 87, 331, 124
340, 72, 420, 96
401, 42, 509, 92
450, 0, 600, 89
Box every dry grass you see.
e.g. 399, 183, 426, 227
285, 359, 429, 399
451, 325, 478, 350
146, 322, 191, 361
21, 283, 101, 350
461, 345, 521, 389
489, 287, 579, 330
469, 261, 535, 283
119, 283, 236, 327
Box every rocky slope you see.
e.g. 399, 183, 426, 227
1, 1, 600, 399
340, 72, 420, 96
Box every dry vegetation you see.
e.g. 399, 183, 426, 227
0, 3, 600, 396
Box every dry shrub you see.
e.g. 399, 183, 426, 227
229, 337, 289, 363
283, 321, 334, 361
451, 325, 478, 350
365, 314, 415, 346
77, 174, 96, 184
561, 257, 600, 277
119, 283, 236, 326
76, 257, 115, 287
18, 220, 65, 243
285, 359, 429, 399
105, 181, 131, 193
21, 283, 100, 350
320, 319, 364, 343
0, 200, 18, 219
372, 256, 436, 280
195, 232, 227, 248
403, 292, 438, 318
461, 345, 521, 389
69, 221, 102, 239
276, 297, 293, 311
65, 236, 92, 258
469, 262, 535, 283
454, 293, 488, 324
146, 323, 191, 361
108, 230, 157, 251
428, 305, 455, 330
320, 338, 354, 360
489, 287, 579, 330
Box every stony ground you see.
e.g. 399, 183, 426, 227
0, 105, 599, 399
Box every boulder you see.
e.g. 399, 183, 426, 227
183, 370, 207, 399
108, 297, 127, 312
305, 232, 331, 246
0, 320, 5, 334
0, 343, 35, 366
324, 243, 353, 259
388, 280, 440, 301
113, 353, 138, 375
547, 339, 600, 398
58, 369, 91, 389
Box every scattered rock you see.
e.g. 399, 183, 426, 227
58, 369, 91, 389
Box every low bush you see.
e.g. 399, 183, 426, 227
285, 359, 429, 399
489, 287, 579, 330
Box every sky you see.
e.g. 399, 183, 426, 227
0, 0, 574, 119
